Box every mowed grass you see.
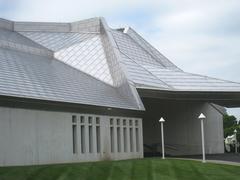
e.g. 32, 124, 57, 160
0, 158, 240, 180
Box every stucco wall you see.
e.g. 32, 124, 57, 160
142, 99, 224, 156
0, 106, 143, 166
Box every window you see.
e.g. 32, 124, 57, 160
96, 117, 101, 153
117, 119, 120, 126
135, 120, 138, 126
81, 125, 86, 153
123, 127, 127, 152
88, 126, 93, 153
110, 127, 114, 153
123, 119, 126, 126
72, 115, 77, 124
117, 127, 121, 152
96, 117, 100, 125
80, 116, 86, 154
110, 118, 114, 125
136, 128, 139, 152
88, 117, 93, 153
129, 120, 133, 126
130, 127, 133, 152
80, 116, 85, 123
96, 126, 101, 153
88, 116, 92, 125
72, 116, 77, 154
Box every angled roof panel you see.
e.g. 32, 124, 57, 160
111, 28, 240, 94
0, 47, 138, 110
119, 53, 171, 90
0, 28, 47, 49
141, 64, 240, 91
124, 27, 181, 70
111, 30, 163, 67
19, 31, 114, 85
18, 31, 96, 51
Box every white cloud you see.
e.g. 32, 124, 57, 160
6, 0, 145, 21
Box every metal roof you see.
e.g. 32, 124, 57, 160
0, 47, 137, 110
0, 17, 240, 110
111, 28, 240, 92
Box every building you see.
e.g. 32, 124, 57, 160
0, 17, 240, 166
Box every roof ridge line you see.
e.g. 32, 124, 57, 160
99, 18, 145, 110
183, 70, 240, 86
51, 56, 116, 88
16, 30, 54, 52
123, 30, 167, 68
124, 27, 181, 71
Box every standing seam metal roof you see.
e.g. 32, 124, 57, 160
0, 17, 240, 111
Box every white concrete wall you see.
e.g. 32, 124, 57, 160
142, 100, 224, 156
0, 107, 143, 166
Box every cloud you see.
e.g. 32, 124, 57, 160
2, 0, 146, 21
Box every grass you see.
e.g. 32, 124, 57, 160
0, 158, 240, 180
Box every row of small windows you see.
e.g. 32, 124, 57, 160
110, 118, 140, 153
72, 115, 100, 154
110, 118, 139, 126
72, 116, 141, 155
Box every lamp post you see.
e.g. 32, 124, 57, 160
234, 129, 238, 154
198, 113, 206, 163
159, 117, 165, 159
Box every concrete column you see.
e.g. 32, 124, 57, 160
77, 116, 81, 157
139, 118, 144, 157
101, 116, 111, 160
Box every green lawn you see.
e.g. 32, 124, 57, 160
0, 158, 239, 180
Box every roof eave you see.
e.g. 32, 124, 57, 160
137, 87, 240, 108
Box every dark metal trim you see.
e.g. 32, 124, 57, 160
0, 95, 144, 118
137, 88, 240, 107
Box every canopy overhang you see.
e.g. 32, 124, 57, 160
137, 88, 240, 108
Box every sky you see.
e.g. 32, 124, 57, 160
0, 0, 240, 119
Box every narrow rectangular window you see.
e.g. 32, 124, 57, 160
89, 125, 93, 153
96, 126, 101, 153
117, 119, 120, 126
117, 127, 121, 152
123, 119, 126, 126
110, 127, 114, 153
80, 116, 85, 123
130, 127, 133, 152
129, 120, 133, 126
136, 128, 139, 152
123, 127, 127, 152
88, 116, 92, 125
81, 125, 85, 153
72, 116, 77, 154
96, 117, 101, 153
110, 118, 114, 125
72, 125, 77, 154
135, 120, 138, 126
96, 117, 100, 125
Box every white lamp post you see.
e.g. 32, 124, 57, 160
198, 113, 206, 163
159, 117, 165, 159
234, 129, 238, 154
